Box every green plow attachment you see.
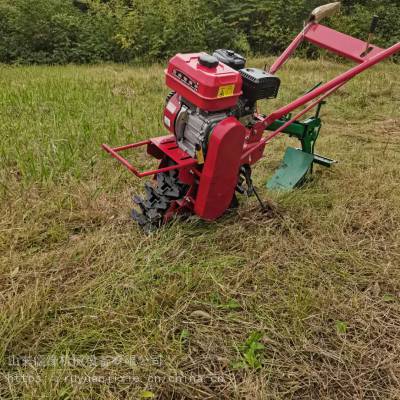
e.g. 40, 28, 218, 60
265, 96, 336, 191
266, 147, 337, 190
267, 147, 314, 190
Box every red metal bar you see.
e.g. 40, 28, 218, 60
269, 23, 312, 74
263, 42, 400, 128
102, 143, 190, 177
242, 40, 399, 162
271, 22, 384, 75
304, 23, 384, 63
102, 134, 198, 178
241, 81, 346, 163
111, 140, 151, 152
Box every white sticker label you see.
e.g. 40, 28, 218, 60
166, 101, 177, 114
164, 116, 171, 128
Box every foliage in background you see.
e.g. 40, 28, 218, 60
0, 0, 398, 64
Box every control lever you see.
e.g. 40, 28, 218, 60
361, 15, 379, 57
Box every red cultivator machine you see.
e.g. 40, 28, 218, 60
103, 2, 400, 233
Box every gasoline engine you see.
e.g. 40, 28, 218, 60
163, 50, 280, 160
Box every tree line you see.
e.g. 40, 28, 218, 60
0, 0, 398, 64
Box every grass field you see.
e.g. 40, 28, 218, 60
0, 58, 399, 399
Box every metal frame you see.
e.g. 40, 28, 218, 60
102, 135, 197, 177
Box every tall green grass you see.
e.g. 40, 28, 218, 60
0, 59, 399, 399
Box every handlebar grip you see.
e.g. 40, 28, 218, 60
370, 15, 379, 34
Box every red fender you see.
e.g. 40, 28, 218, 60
194, 117, 246, 220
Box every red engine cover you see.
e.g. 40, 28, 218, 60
165, 53, 242, 112
194, 117, 246, 220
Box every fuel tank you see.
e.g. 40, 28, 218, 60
165, 53, 242, 111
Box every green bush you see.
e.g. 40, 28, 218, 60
0, 0, 120, 64
0, 0, 398, 64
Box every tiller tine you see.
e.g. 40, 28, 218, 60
155, 172, 182, 199
131, 168, 189, 233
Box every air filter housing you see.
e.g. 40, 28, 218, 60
239, 68, 280, 103
212, 49, 246, 71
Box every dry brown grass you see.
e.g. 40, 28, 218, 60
0, 58, 399, 399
